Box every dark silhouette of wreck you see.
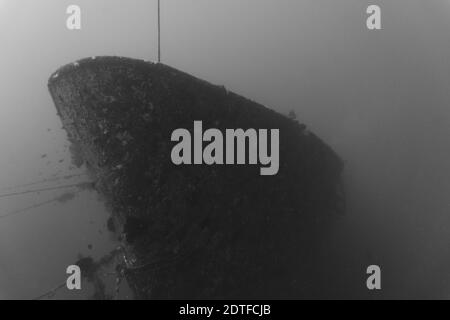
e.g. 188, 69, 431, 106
48, 56, 344, 299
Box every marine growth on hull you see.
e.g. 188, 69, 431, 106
48, 56, 344, 299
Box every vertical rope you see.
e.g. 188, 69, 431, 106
158, 0, 161, 63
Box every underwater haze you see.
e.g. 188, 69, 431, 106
0, 0, 449, 299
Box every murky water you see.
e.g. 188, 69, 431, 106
0, 0, 449, 299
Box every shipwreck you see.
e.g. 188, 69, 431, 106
48, 56, 344, 299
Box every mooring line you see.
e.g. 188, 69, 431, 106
33, 282, 67, 300
0, 190, 82, 219
0, 181, 93, 200
0, 173, 87, 192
